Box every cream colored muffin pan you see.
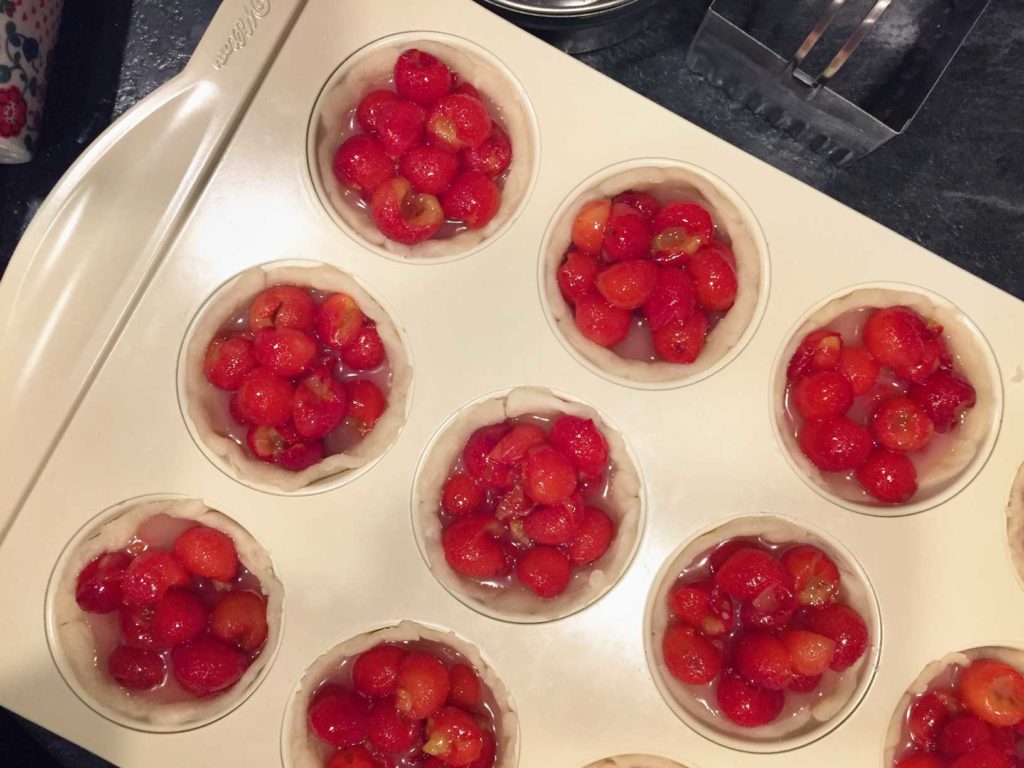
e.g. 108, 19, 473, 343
1, 0, 1024, 766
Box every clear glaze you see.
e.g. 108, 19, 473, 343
334, 69, 513, 241
438, 412, 616, 594
783, 306, 974, 504
82, 514, 266, 704
308, 638, 500, 767
665, 535, 854, 734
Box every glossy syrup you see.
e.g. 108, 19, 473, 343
334, 68, 513, 241
83, 514, 266, 703
667, 535, 853, 737
308, 638, 500, 767
210, 285, 393, 456
783, 306, 972, 503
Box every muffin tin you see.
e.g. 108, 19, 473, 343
1, 1, 1024, 766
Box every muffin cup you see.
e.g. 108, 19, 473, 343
178, 260, 413, 494
411, 386, 645, 623
45, 495, 284, 732
583, 756, 695, 768
770, 282, 1002, 517
644, 514, 881, 753
882, 645, 1024, 766
307, 31, 541, 263
281, 620, 519, 768
538, 158, 770, 389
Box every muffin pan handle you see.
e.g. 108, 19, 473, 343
0, 0, 306, 536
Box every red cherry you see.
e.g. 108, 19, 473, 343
423, 706, 484, 766
348, 379, 387, 437
574, 294, 631, 348
713, 547, 791, 602
909, 371, 977, 433
120, 604, 159, 649
326, 745, 383, 768
661, 624, 722, 685
787, 328, 844, 382
895, 754, 945, 768
427, 93, 492, 151
790, 370, 854, 421
643, 266, 696, 331
121, 551, 190, 607
396, 651, 450, 720
75, 552, 131, 613
780, 544, 841, 607
367, 697, 422, 753
652, 311, 708, 364
871, 396, 936, 453
612, 190, 660, 223
463, 424, 514, 490
443, 514, 508, 579
461, 124, 512, 177
837, 345, 880, 395
442, 473, 486, 518
249, 284, 317, 332
209, 590, 269, 652
394, 48, 453, 106
203, 334, 257, 391
797, 416, 873, 472
356, 89, 399, 135
292, 369, 349, 439
908, 691, 958, 751
806, 603, 869, 671
495, 481, 531, 522
949, 746, 1014, 768
448, 664, 481, 709
959, 658, 1024, 727
897, 330, 952, 384
735, 631, 793, 690
233, 368, 294, 427
708, 539, 757, 572
376, 100, 427, 158
108, 645, 165, 690
150, 588, 209, 647
353, 643, 408, 699
566, 507, 615, 565
863, 307, 927, 369
716, 669, 785, 727
741, 582, 797, 629
308, 685, 371, 747
317, 293, 365, 351
333, 134, 395, 195
173, 525, 239, 581
463, 730, 497, 768
689, 242, 738, 312
441, 170, 500, 230
668, 581, 734, 637
371, 176, 444, 244
171, 635, 248, 698
522, 445, 578, 505
602, 203, 651, 262
571, 199, 611, 256
595, 260, 658, 310
939, 713, 994, 758
557, 250, 600, 305
523, 494, 583, 545
856, 448, 918, 503
651, 201, 714, 245
340, 322, 386, 372
788, 673, 823, 693
400, 143, 460, 196
780, 629, 835, 677
488, 423, 547, 465
516, 545, 572, 599
275, 434, 325, 472
549, 415, 609, 478
253, 328, 316, 378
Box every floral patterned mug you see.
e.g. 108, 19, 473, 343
1, 0, 63, 163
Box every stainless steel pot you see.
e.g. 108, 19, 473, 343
476, 0, 666, 53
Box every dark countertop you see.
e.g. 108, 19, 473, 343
2, 1, 1022, 766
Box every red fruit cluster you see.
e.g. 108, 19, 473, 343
333, 48, 512, 245
74, 522, 269, 698
439, 414, 617, 600
308, 642, 498, 768
662, 537, 870, 729
203, 283, 389, 472
786, 306, 976, 504
894, 658, 1024, 768
557, 192, 738, 364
